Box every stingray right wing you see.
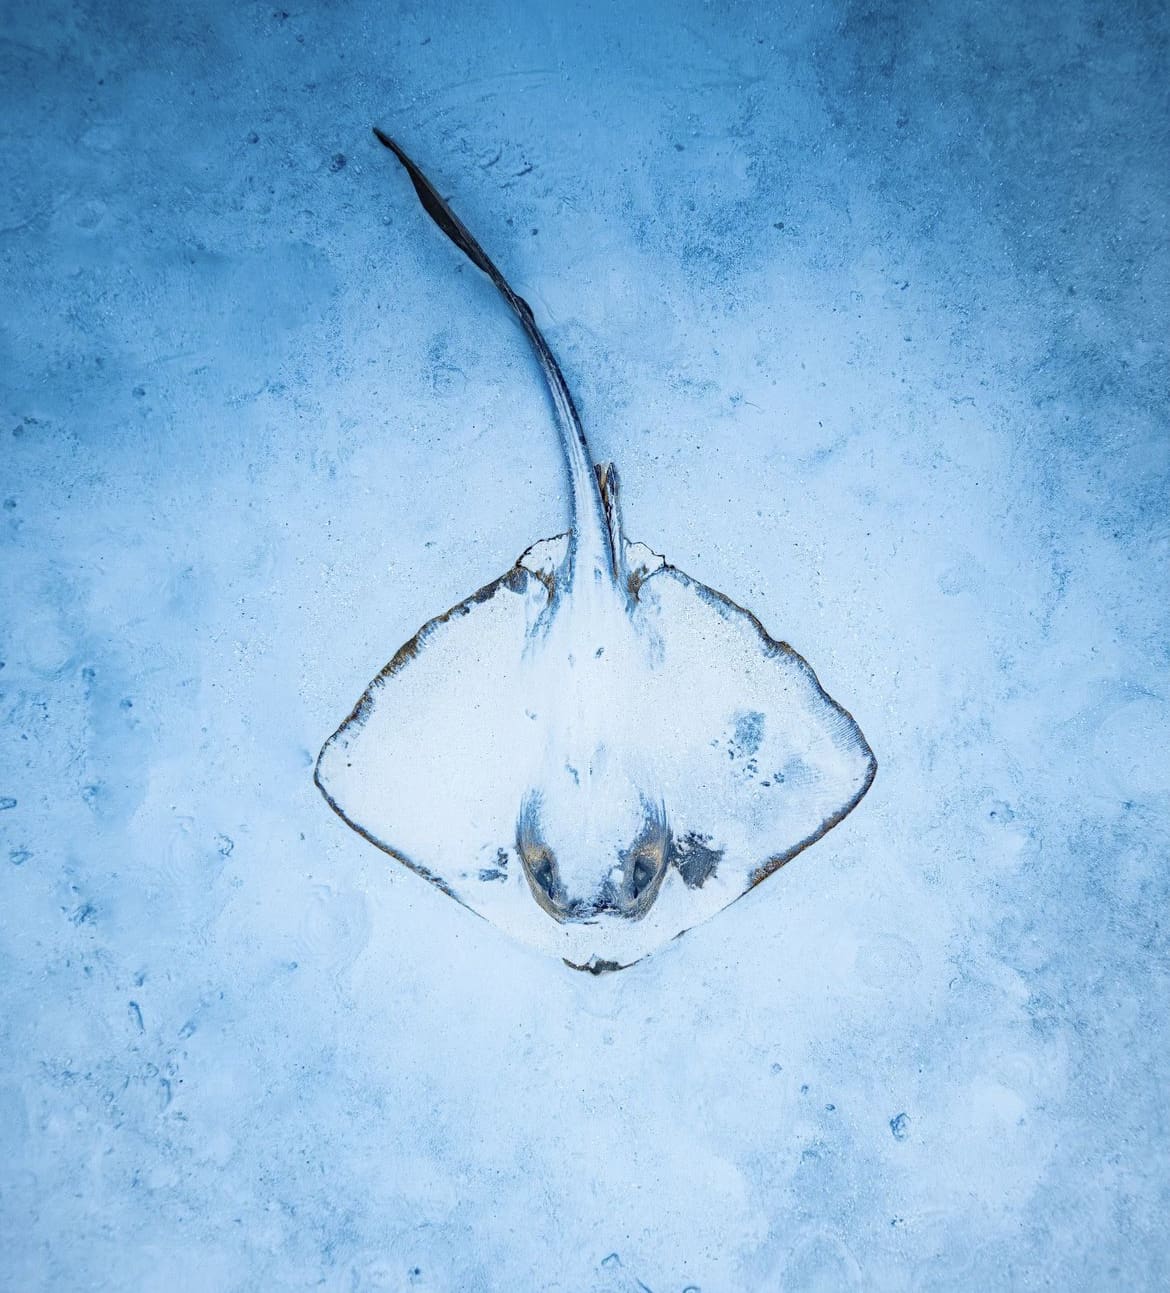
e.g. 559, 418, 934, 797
634, 562, 876, 931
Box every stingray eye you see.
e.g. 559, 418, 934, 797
629, 852, 658, 901
613, 802, 670, 918
519, 841, 572, 921
530, 851, 558, 903
516, 793, 570, 921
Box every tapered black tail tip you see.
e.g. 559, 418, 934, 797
372, 126, 403, 159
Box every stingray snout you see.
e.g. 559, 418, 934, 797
517, 790, 670, 922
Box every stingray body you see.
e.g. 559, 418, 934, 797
316, 131, 876, 971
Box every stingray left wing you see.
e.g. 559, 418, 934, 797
316, 561, 545, 910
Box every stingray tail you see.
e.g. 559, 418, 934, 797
372, 128, 620, 591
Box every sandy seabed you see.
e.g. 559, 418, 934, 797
1, 1, 1167, 1289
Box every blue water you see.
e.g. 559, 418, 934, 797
1, 1, 1167, 1288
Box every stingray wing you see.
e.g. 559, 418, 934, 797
630, 561, 876, 940
316, 537, 600, 953
316, 560, 547, 915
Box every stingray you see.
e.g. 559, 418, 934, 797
316, 129, 876, 972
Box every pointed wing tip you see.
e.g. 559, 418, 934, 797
863, 743, 878, 790
841, 713, 878, 804
313, 730, 347, 813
